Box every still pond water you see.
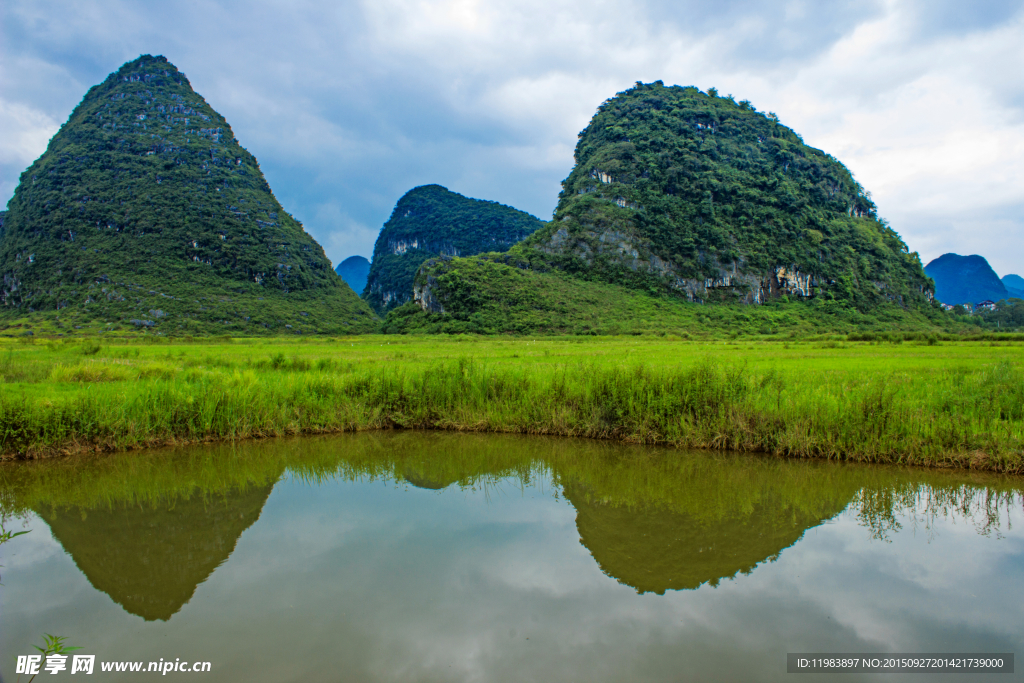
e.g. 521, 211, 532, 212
1, 432, 1022, 682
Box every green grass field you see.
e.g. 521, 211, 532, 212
1, 334, 1022, 472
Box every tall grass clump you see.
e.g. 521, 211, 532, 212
1, 348, 1022, 472
1, 337, 1022, 468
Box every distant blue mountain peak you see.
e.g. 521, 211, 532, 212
336, 255, 370, 295
924, 253, 1008, 305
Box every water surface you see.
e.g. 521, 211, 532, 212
2, 432, 1021, 681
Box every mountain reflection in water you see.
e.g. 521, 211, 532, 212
567, 486, 842, 594
36, 483, 274, 621
2, 431, 1020, 623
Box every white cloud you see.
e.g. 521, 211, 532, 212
315, 202, 380, 265
0, 101, 60, 167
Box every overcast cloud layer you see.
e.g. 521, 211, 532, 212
2, 0, 1022, 275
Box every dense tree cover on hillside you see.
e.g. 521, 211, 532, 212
0, 55, 376, 335
551, 82, 933, 303
364, 185, 544, 314
924, 253, 1008, 306
386, 254, 962, 336
410, 82, 935, 326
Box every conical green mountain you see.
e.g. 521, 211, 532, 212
0, 55, 377, 334
364, 184, 544, 314
394, 82, 937, 333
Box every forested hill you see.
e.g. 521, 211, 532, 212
0, 54, 376, 335
363, 184, 544, 314
405, 82, 935, 330
522, 81, 934, 305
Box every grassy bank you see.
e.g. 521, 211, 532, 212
1, 336, 1022, 472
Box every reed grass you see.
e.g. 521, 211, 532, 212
1, 336, 1022, 472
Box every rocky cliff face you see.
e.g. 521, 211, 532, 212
0, 55, 377, 334
535, 223, 826, 304
364, 184, 544, 314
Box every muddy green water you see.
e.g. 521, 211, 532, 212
1, 432, 1022, 682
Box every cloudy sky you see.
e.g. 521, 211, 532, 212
2, 0, 1022, 275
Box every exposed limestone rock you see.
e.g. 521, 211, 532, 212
413, 271, 446, 314
532, 222, 824, 305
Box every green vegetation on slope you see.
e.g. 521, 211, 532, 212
1, 336, 1022, 471
0, 55, 376, 335
364, 184, 544, 314
408, 82, 938, 332
538, 81, 933, 304
388, 255, 971, 336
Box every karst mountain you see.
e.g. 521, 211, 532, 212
390, 82, 937, 333
363, 184, 544, 314
924, 253, 1009, 306
0, 55, 376, 334
1003, 274, 1024, 299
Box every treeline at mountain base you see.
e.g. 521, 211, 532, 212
1, 336, 1022, 473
